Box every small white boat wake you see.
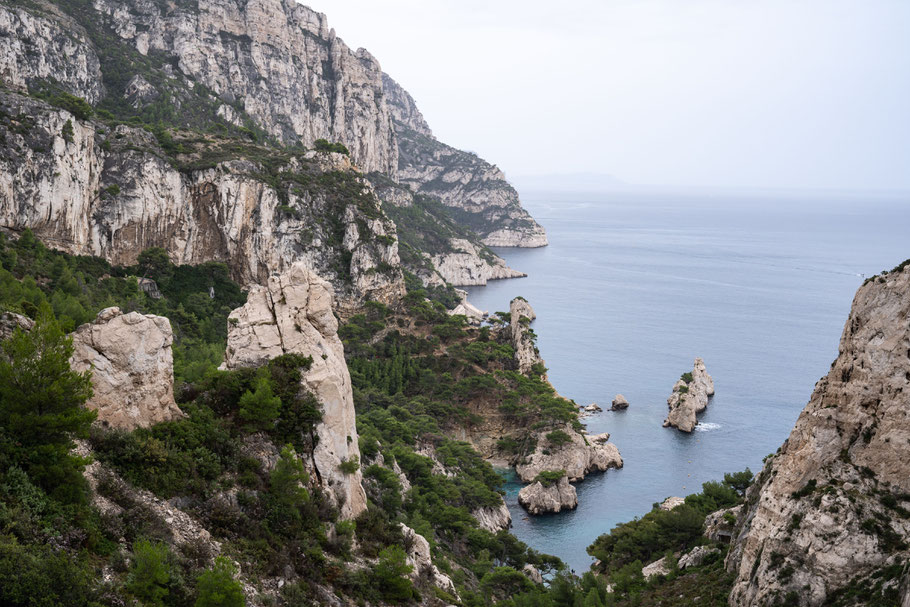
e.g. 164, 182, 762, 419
694, 422, 722, 432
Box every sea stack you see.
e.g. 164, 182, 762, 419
663, 357, 715, 432
611, 394, 630, 411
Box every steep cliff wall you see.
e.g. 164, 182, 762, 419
0, 91, 404, 305
92, 0, 397, 174
384, 72, 548, 248
726, 263, 910, 606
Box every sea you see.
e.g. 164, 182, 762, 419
463, 188, 910, 573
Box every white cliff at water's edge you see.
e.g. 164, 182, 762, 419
222, 262, 367, 519
726, 263, 910, 606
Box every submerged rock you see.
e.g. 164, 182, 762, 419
518, 476, 577, 515
663, 357, 715, 432
223, 262, 366, 519
70, 307, 183, 430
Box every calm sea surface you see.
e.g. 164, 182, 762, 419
464, 189, 910, 573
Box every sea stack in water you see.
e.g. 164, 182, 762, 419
518, 474, 578, 515
611, 394, 630, 411
663, 357, 715, 432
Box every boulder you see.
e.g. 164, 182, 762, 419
518, 476, 577, 515
523, 564, 543, 584
70, 307, 183, 429
223, 262, 366, 519
584, 403, 602, 413
663, 357, 715, 432
611, 394, 629, 410
642, 556, 671, 579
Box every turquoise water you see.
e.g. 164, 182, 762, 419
465, 190, 910, 573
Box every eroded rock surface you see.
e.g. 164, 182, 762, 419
400, 523, 458, 596
0, 311, 34, 341
518, 476, 577, 515
223, 262, 366, 519
611, 394, 629, 411
510, 297, 542, 375
663, 357, 715, 432
70, 307, 183, 429
472, 501, 512, 533
726, 265, 910, 606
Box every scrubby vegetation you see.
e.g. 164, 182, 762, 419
0, 233, 245, 385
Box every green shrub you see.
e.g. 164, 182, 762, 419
62, 119, 74, 143
534, 470, 566, 487
195, 557, 245, 607
313, 138, 350, 155
237, 375, 281, 431
371, 545, 415, 602
338, 456, 360, 474
680, 372, 694, 383
127, 539, 172, 606
545, 429, 572, 447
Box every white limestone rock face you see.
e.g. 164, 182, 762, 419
663, 357, 715, 432
472, 501, 512, 533
91, 0, 397, 174
726, 264, 910, 606
515, 426, 623, 483
399, 524, 458, 596
0, 4, 104, 103
223, 262, 367, 519
70, 307, 183, 430
518, 476, 577, 515
0, 92, 405, 307
431, 239, 526, 286
383, 72, 548, 249
510, 298, 542, 375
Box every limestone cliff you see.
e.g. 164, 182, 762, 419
70, 307, 184, 429
726, 263, 910, 606
510, 297, 543, 375
0, 90, 405, 306
384, 72, 548, 249
663, 358, 715, 433
222, 262, 367, 519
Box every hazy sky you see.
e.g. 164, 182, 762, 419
302, 0, 910, 192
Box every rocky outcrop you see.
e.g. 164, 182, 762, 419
518, 475, 577, 515
678, 545, 719, 570
472, 501, 512, 533
726, 264, 910, 606
663, 358, 715, 432
611, 394, 629, 411
400, 523, 458, 596
0, 3, 104, 103
523, 564, 543, 584
383, 72, 547, 249
0, 91, 404, 305
510, 297, 543, 375
515, 429, 623, 483
0, 311, 34, 341
642, 556, 671, 579
432, 239, 526, 286
223, 262, 367, 519
70, 307, 183, 430
659, 496, 685, 511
